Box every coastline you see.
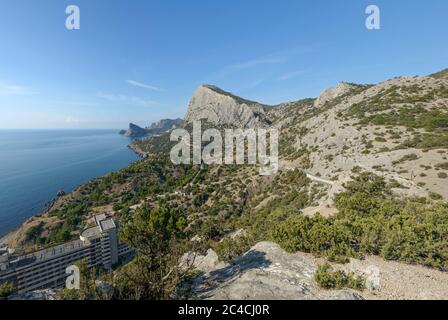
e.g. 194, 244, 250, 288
128, 142, 148, 158
1, 135, 143, 249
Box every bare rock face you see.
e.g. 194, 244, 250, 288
148, 118, 183, 134
124, 123, 149, 138
185, 85, 270, 128
192, 242, 364, 300
314, 82, 357, 107
181, 249, 227, 273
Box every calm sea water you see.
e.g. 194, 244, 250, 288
0, 130, 139, 237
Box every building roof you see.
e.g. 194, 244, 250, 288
81, 216, 116, 240
81, 226, 101, 240
3, 240, 87, 271
94, 214, 107, 225
99, 219, 116, 232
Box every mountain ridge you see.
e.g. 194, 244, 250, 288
120, 118, 183, 138
137, 67, 448, 202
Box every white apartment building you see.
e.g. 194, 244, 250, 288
0, 214, 133, 293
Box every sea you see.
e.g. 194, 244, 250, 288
0, 129, 139, 238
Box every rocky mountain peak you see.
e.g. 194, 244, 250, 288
123, 123, 148, 138
314, 82, 359, 107
120, 119, 183, 138
184, 84, 271, 128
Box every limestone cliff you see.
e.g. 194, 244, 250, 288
123, 123, 148, 138
184, 85, 271, 128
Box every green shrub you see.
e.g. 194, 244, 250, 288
436, 162, 448, 170
25, 222, 44, 243
429, 192, 443, 200
438, 172, 448, 179
314, 264, 365, 290
393, 153, 418, 165
0, 283, 15, 300
214, 235, 253, 263
417, 182, 426, 187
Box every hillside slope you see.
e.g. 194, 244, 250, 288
273, 74, 448, 202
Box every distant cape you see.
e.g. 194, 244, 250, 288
120, 119, 183, 138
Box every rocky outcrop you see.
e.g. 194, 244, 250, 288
314, 82, 359, 107
191, 242, 363, 300
148, 118, 183, 134
121, 119, 183, 138
181, 249, 227, 273
122, 123, 149, 138
185, 85, 271, 128
189, 241, 448, 300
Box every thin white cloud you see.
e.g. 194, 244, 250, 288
215, 47, 316, 78
97, 92, 156, 107
50, 100, 99, 107
228, 57, 286, 72
239, 78, 265, 91
217, 57, 286, 78
277, 69, 309, 81
0, 84, 36, 96
126, 80, 164, 92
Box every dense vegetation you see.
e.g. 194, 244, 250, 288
112, 205, 191, 299
234, 172, 448, 270
24, 157, 191, 248
58, 205, 194, 300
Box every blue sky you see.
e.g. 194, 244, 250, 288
0, 0, 447, 129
